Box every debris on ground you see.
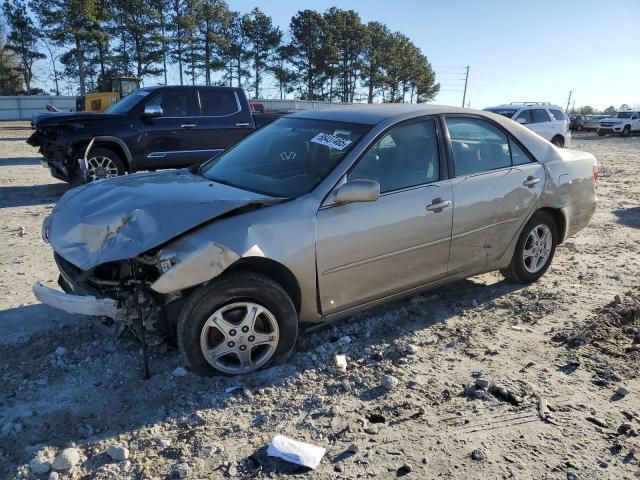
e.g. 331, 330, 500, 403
266, 435, 326, 469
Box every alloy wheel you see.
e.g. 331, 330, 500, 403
86, 155, 120, 181
522, 224, 552, 274
199, 302, 279, 374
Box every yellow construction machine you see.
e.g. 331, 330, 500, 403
76, 77, 141, 113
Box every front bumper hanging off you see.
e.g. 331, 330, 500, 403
32, 282, 125, 320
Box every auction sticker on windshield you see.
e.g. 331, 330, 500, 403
310, 133, 352, 151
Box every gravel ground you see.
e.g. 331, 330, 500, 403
0, 122, 638, 480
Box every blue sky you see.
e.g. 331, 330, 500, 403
226, 0, 640, 110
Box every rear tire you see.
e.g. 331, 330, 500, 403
177, 271, 298, 376
501, 211, 558, 284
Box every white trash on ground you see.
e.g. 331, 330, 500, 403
266, 435, 326, 469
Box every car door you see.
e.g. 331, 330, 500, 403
315, 118, 453, 315
135, 88, 200, 169
444, 116, 545, 274
194, 88, 255, 161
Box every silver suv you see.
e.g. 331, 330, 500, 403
484, 102, 570, 147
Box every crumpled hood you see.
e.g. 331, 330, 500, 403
32, 112, 125, 127
47, 169, 276, 270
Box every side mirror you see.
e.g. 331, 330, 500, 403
143, 104, 163, 118
516, 117, 527, 125
332, 179, 380, 205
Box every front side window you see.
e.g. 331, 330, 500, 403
550, 109, 566, 121
146, 91, 192, 117
199, 90, 239, 116
349, 120, 440, 193
531, 109, 551, 123
515, 109, 532, 124
200, 117, 370, 198
446, 117, 511, 176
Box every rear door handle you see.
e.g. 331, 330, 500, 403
180, 123, 196, 129
523, 176, 540, 187
426, 199, 452, 211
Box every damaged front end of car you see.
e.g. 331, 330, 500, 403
33, 169, 281, 371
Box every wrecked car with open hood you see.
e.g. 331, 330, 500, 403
34, 105, 598, 376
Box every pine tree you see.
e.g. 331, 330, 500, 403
32, 0, 102, 95
2, 0, 45, 94
243, 7, 281, 99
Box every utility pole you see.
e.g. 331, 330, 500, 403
565, 90, 573, 112
462, 65, 469, 108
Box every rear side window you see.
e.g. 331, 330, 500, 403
510, 140, 532, 165
531, 109, 551, 123
550, 109, 566, 121
446, 118, 511, 176
515, 110, 532, 124
199, 90, 239, 116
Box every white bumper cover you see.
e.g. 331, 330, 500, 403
32, 282, 124, 320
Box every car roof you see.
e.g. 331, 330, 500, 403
486, 103, 564, 110
290, 104, 474, 125
290, 103, 563, 165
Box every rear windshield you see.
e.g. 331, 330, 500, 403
485, 108, 518, 119
200, 117, 371, 198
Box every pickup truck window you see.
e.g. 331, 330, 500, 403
200, 117, 370, 198
199, 90, 239, 116
147, 91, 193, 117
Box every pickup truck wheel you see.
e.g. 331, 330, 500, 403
621, 125, 631, 137
86, 147, 125, 182
597, 131, 606, 136
500, 211, 558, 284
177, 271, 298, 376
550, 136, 564, 147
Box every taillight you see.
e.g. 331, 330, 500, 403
593, 160, 599, 182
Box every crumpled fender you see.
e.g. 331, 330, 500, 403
151, 241, 243, 294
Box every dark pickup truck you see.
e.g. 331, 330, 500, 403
28, 86, 282, 183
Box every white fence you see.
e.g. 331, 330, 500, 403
0, 95, 356, 121
0, 96, 76, 121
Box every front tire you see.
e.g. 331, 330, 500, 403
621, 125, 631, 137
85, 147, 126, 182
501, 211, 558, 284
177, 271, 298, 376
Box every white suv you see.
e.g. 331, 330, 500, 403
597, 111, 640, 137
484, 102, 570, 147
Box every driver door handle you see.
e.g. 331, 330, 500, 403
426, 198, 452, 211
180, 123, 196, 129
523, 176, 540, 187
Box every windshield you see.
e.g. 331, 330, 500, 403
200, 117, 371, 198
485, 108, 518, 118
612, 112, 632, 118
106, 89, 150, 114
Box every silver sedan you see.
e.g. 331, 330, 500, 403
34, 105, 598, 376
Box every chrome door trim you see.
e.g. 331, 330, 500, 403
147, 148, 224, 159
